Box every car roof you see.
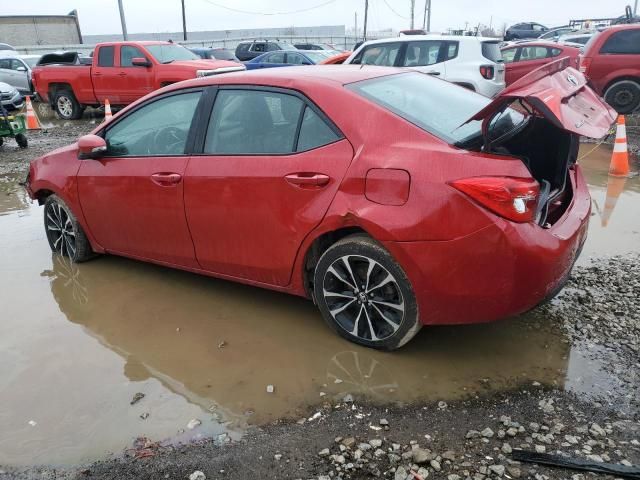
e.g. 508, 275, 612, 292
357, 34, 499, 46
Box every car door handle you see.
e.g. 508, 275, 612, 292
285, 173, 330, 187
151, 172, 182, 186
426, 70, 441, 76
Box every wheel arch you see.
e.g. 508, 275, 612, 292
603, 75, 640, 94
48, 82, 74, 105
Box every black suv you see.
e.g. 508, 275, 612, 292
235, 40, 297, 61
504, 22, 548, 41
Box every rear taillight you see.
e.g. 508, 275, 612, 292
479, 65, 495, 80
579, 56, 591, 74
450, 176, 540, 223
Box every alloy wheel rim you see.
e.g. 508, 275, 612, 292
46, 202, 76, 258
322, 255, 405, 341
57, 97, 73, 117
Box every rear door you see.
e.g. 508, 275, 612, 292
92, 45, 119, 103
183, 86, 354, 286
467, 58, 616, 138
400, 40, 447, 78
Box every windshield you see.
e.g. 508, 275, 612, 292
21, 57, 40, 68
347, 72, 526, 145
304, 51, 332, 63
146, 44, 200, 63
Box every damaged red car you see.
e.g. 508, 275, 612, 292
26, 60, 615, 350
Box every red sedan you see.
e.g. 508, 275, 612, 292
26, 62, 615, 350
501, 41, 581, 85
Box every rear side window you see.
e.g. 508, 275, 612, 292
446, 42, 459, 60
97, 46, 114, 67
296, 107, 340, 152
600, 30, 640, 54
403, 41, 443, 66
266, 52, 285, 63
550, 48, 562, 57
519, 46, 549, 60
251, 43, 266, 53
501, 48, 517, 63
352, 43, 402, 66
481, 42, 503, 62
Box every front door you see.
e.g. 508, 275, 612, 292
77, 90, 203, 267
116, 44, 154, 103
184, 87, 354, 286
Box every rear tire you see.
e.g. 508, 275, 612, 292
313, 235, 421, 350
53, 90, 84, 120
604, 80, 640, 114
44, 195, 94, 262
15, 133, 27, 149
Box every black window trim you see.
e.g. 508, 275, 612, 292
191, 84, 345, 157
97, 87, 206, 158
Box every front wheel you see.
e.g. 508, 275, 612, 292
44, 195, 94, 262
604, 80, 640, 114
313, 235, 421, 350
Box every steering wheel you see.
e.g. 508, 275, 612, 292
151, 126, 186, 155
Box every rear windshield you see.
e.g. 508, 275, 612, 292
347, 72, 525, 145
481, 41, 503, 62
146, 44, 199, 64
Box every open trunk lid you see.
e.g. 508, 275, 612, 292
466, 57, 616, 139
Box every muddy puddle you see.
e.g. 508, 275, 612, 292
0, 143, 638, 467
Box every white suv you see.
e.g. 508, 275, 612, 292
344, 35, 505, 97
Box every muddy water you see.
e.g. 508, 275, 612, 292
0, 144, 638, 467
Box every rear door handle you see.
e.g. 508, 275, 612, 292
151, 172, 182, 186
285, 173, 330, 187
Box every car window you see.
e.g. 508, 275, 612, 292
266, 52, 285, 63
352, 43, 402, 66
501, 48, 517, 63
550, 48, 562, 57
105, 92, 201, 157
446, 42, 459, 60
532, 24, 545, 31
267, 43, 281, 52
403, 41, 442, 66
120, 46, 146, 67
236, 43, 250, 54
146, 44, 199, 63
481, 42, 502, 62
296, 106, 340, 152
204, 90, 304, 155
97, 46, 115, 67
287, 53, 306, 65
519, 46, 549, 60
0, 59, 11, 70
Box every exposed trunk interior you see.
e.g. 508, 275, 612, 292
487, 116, 578, 227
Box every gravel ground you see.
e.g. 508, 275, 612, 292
1, 255, 638, 480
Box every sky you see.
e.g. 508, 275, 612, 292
3, 0, 636, 35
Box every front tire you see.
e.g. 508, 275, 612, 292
604, 80, 640, 114
44, 195, 94, 262
53, 90, 84, 120
313, 235, 421, 350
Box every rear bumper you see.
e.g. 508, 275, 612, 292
382, 166, 590, 325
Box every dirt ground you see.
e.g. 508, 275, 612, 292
0, 110, 639, 480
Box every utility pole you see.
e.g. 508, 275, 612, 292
181, 0, 187, 41
354, 11, 358, 39
422, 0, 431, 31
363, 0, 369, 40
117, 0, 128, 40
410, 0, 416, 29
635, 0, 638, 15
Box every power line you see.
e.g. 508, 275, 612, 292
381, 0, 410, 19
198, 0, 336, 16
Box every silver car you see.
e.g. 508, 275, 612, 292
0, 81, 24, 112
0, 56, 39, 95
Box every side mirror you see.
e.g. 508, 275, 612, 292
16, 66, 27, 72
131, 57, 152, 67
78, 134, 107, 160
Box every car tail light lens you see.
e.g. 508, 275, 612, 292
579, 56, 591, 74
450, 176, 540, 223
479, 65, 495, 79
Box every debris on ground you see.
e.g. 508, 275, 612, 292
130, 393, 145, 406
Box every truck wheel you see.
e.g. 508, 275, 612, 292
15, 133, 28, 149
604, 80, 640, 114
53, 90, 84, 120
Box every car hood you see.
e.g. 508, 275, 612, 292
0, 81, 17, 94
467, 57, 616, 139
170, 59, 243, 70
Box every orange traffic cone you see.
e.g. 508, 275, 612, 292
601, 175, 627, 227
609, 115, 630, 177
24, 96, 41, 130
104, 99, 113, 121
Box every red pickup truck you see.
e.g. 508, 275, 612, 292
580, 24, 640, 113
33, 41, 245, 119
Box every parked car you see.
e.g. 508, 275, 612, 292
0, 81, 24, 111
32, 41, 245, 120
580, 24, 640, 113
25, 62, 615, 349
0, 56, 38, 95
235, 40, 297, 61
189, 47, 240, 62
245, 50, 332, 69
0, 43, 16, 52
558, 33, 593, 46
501, 42, 580, 85
320, 52, 352, 65
538, 26, 578, 41
504, 22, 548, 41
343, 35, 505, 97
